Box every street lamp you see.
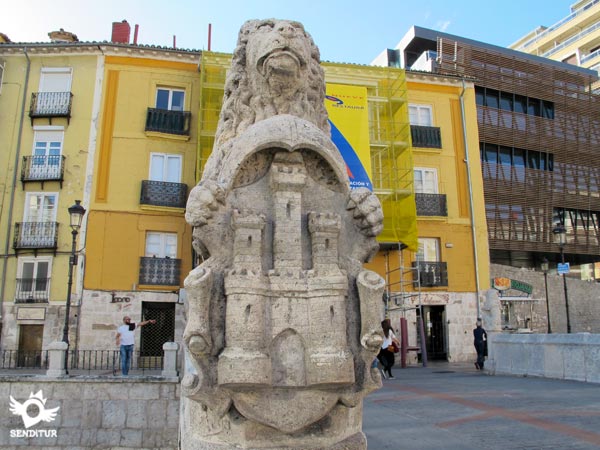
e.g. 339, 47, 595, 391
552, 224, 571, 333
62, 200, 86, 372
541, 257, 551, 333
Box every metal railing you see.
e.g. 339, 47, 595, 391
21, 155, 65, 185
145, 108, 191, 136
415, 193, 448, 216
412, 261, 448, 287
29, 91, 73, 119
15, 277, 50, 303
140, 180, 188, 208
0, 350, 49, 370
411, 125, 442, 148
67, 349, 163, 375
13, 222, 59, 250
139, 256, 181, 286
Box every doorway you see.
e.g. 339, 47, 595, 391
421, 306, 447, 360
140, 302, 175, 367
18, 324, 44, 367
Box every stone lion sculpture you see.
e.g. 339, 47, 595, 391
181, 19, 386, 450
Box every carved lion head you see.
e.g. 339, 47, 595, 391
215, 19, 329, 147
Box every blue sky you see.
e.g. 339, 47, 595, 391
2, 0, 573, 64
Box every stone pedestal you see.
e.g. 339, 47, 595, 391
46, 341, 68, 377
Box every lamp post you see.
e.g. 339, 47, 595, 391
62, 200, 86, 372
541, 257, 551, 333
552, 224, 571, 333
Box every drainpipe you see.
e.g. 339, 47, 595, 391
0, 47, 31, 321
459, 78, 481, 319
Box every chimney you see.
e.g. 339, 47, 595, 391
111, 20, 131, 44
48, 28, 79, 43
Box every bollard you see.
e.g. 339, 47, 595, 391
162, 342, 179, 378
46, 341, 68, 377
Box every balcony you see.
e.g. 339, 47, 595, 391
411, 125, 442, 148
21, 155, 66, 189
412, 261, 448, 287
15, 277, 50, 303
415, 193, 448, 216
29, 92, 73, 124
140, 180, 188, 209
139, 256, 181, 286
13, 222, 59, 253
145, 108, 191, 136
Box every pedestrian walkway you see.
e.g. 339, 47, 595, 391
363, 362, 600, 450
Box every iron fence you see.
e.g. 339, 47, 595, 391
410, 125, 442, 148
0, 350, 49, 370
415, 193, 448, 216
67, 349, 163, 375
15, 277, 50, 303
140, 180, 188, 208
21, 155, 65, 185
139, 256, 181, 286
412, 261, 449, 287
29, 91, 72, 119
13, 222, 59, 250
145, 108, 191, 135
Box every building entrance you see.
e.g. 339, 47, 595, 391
140, 302, 175, 366
18, 324, 44, 367
421, 305, 447, 360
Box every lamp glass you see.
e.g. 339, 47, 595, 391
553, 225, 567, 246
541, 258, 549, 272
68, 200, 86, 230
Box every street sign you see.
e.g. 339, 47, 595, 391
557, 262, 570, 275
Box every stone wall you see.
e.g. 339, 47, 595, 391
0, 377, 179, 449
488, 332, 600, 383
490, 263, 600, 333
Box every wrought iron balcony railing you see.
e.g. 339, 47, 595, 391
145, 108, 191, 136
411, 125, 442, 148
21, 155, 66, 188
140, 180, 188, 208
15, 277, 50, 303
29, 92, 73, 123
13, 222, 59, 251
412, 261, 448, 287
139, 256, 181, 286
415, 193, 448, 216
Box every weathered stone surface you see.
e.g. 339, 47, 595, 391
182, 19, 384, 449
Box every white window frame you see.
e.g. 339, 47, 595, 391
39, 67, 72, 92
409, 104, 433, 126
16, 256, 52, 301
414, 167, 439, 194
149, 153, 182, 183
31, 126, 64, 179
416, 238, 440, 262
23, 192, 58, 223
145, 232, 178, 258
155, 87, 185, 111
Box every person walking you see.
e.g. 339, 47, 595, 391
116, 315, 156, 375
473, 318, 487, 370
377, 318, 400, 379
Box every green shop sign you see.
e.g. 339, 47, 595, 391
492, 277, 533, 295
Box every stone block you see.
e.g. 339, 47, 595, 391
101, 400, 127, 428
128, 382, 160, 400
96, 428, 121, 446
120, 428, 143, 447
126, 400, 147, 428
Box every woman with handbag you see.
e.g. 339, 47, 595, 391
377, 318, 400, 379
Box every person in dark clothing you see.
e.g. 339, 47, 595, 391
473, 318, 487, 370
377, 318, 400, 379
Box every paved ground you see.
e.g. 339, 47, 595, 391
363, 362, 600, 450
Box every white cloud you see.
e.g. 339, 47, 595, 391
436, 20, 451, 32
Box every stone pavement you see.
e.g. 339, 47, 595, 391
363, 362, 600, 450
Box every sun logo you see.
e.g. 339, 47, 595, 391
9, 390, 60, 428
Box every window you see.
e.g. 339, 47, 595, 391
149, 153, 182, 183
39, 68, 72, 93
24, 193, 57, 223
145, 232, 177, 258
414, 168, 438, 194
409, 104, 433, 126
31, 128, 63, 178
416, 238, 440, 262
156, 88, 184, 111
16, 257, 52, 302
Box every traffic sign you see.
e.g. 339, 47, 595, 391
557, 262, 570, 275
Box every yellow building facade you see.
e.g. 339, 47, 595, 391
80, 48, 201, 353
0, 42, 101, 356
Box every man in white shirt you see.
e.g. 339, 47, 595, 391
116, 316, 155, 375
